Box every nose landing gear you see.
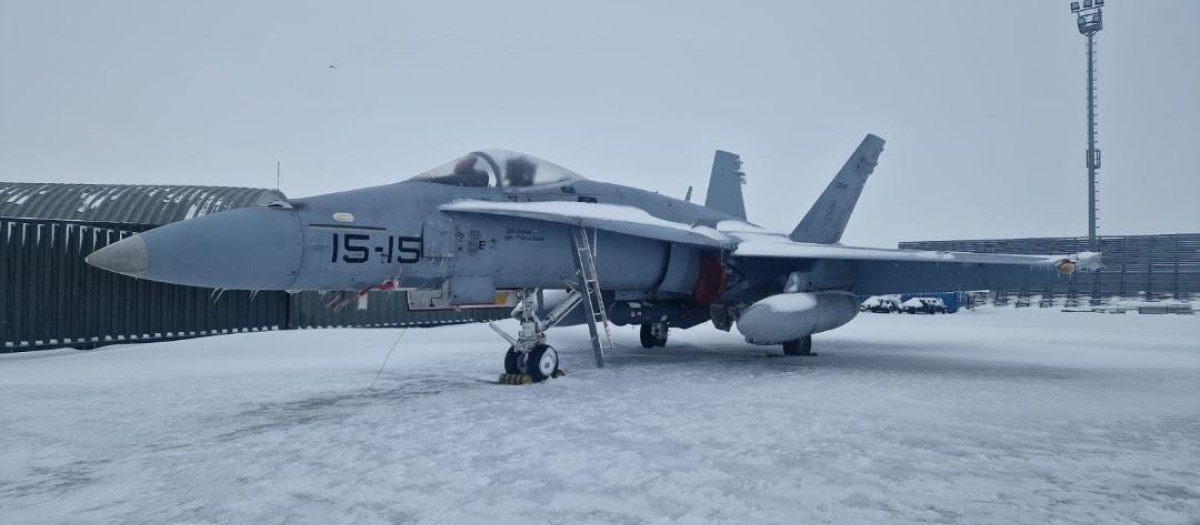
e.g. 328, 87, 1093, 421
489, 227, 613, 384
490, 288, 582, 383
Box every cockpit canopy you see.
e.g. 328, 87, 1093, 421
408, 149, 586, 189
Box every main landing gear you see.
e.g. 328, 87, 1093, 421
781, 336, 814, 356
639, 322, 669, 348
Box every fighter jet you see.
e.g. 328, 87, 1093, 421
86, 135, 1097, 382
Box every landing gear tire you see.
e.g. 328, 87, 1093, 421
526, 344, 559, 383
504, 346, 524, 375
782, 336, 814, 356
503, 345, 559, 382
639, 324, 655, 349
640, 323, 669, 349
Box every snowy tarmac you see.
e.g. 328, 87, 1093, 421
2, 309, 1198, 525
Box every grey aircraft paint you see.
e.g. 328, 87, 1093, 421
791, 134, 885, 244
85, 138, 1091, 375
704, 150, 747, 221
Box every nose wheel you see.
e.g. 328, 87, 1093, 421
528, 344, 559, 381
504, 344, 560, 382
491, 288, 581, 383
504, 346, 523, 374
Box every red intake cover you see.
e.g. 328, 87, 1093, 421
692, 254, 728, 305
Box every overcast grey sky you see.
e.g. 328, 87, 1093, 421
2, 1, 1197, 246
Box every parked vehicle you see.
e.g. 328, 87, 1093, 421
900, 297, 948, 314
861, 296, 901, 313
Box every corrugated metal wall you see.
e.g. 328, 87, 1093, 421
0, 183, 287, 224
899, 233, 1200, 301
1, 217, 508, 353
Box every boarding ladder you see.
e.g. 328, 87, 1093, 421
570, 226, 612, 368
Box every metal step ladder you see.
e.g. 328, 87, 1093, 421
570, 226, 612, 368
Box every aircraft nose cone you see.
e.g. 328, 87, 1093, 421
86, 206, 304, 290
85, 235, 149, 278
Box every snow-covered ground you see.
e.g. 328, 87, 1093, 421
2, 309, 1198, 525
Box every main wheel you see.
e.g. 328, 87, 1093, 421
782, 336, 813, 356
639, 324, 656, 349
526, 344, 559, 382
504, 346, 524, 374
654, 325, 669, 347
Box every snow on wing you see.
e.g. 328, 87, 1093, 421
439, 200, 728, 248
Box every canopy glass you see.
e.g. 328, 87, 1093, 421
409, 150, 586, 188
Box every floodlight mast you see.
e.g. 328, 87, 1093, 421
1070, 0, 1104, 247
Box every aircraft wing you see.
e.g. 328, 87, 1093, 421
439, 200, 728, 248
439, 201, 1098, 294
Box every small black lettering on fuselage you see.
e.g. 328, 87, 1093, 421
503, 228, 544, 242
330, 233, 422, 264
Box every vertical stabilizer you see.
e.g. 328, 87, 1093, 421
789, 134, 885, 244
704, 150, 747, 220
